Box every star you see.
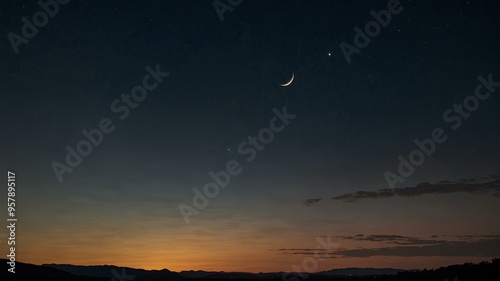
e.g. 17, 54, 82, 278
328, 52, 332, 57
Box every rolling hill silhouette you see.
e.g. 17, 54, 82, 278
1, 258, 498, 281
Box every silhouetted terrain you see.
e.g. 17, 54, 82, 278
0, 259, 107, 281
1, 259, 499, 281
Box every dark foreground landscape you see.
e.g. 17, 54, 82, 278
1, 259, 499, 281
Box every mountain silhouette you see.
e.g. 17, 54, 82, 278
1, 258, 498, 281
0, 259, 107, 281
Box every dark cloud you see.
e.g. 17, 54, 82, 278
315, 234, 492, 247
304, 174, 500, 204
303, 198, 322, 206
277, 235, 500, 258
342, 234, 407, 241
336, 234, 452, 245
328, 238, 500, 258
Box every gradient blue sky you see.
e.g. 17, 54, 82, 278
0, 0, 499, 272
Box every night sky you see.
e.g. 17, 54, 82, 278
1, 0, 500, 273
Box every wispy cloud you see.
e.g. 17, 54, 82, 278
303, 198, 322, 206
277, 234, 500, 258
333, 234, 500, 246
304, 174, 500, 205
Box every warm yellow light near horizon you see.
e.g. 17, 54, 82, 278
280, 73, 294, 87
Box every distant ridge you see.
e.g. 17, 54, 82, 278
42, 266, 407, 279
318, 267, 409, 276
43, 264, 181, 280
0, 260, 106, 280
1, 258, 498, 281
42, 263, 151, 278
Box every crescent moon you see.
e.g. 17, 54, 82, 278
280, 73, 295, 87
